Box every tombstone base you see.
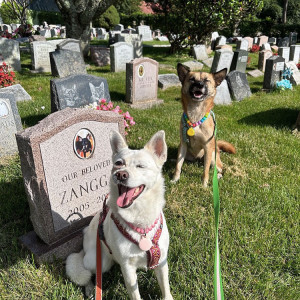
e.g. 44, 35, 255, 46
19, 229, 83, 264
129, 99, 164, 109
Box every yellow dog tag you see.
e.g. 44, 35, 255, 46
187, 127, 195, 136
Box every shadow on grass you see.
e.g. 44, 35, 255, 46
238, 108, 299, 129
22, 113, 48, 127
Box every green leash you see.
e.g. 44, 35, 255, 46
211, 111, 225, 300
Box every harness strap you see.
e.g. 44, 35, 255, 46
111, 213, 163, 269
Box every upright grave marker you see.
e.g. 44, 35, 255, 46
0, 38, 21, 71
230, 50, 248, 73
289, 32, 297, 45
192, 45, 208, 61
285, 61, 300, 85
90, 46, 110, 66
110, 42, 134, 72
0, 84, 31, 102
214, 80, 232, 105
31, 41, 55, 72
57, 38, 81, 53
258, 50, 273, 72
226, 71, 252, 101
278, 47, 290, 63
211, 49, 234, 73
236, 39, 249, 51
137, 25, 153, 41
0, 93, 22, 157
115, 33, 143, 58
263, 56, 285, 90
51, 74, 111, 112
244, 37, 253, 50
50, 49, 87, 78
17, 108, 125, 262
258, 35, 268, 47
126, 57, 163, 109
289, 45, 300, 64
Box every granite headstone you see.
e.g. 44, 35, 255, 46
258, 50, 273, 72
90, 46, 110, 66
16, 108, 125, 263
31, 41, 56, 72
289, 45, 300, 64
110, 42, 134, 72
158, 74, 181, 90
0, 93, 22, 157
57, 38, 81, 53
263, 56, 285, 90
230, 50, 248, 73
0, 38, 21, 71
51, 74, 111, 112
0, 84, 31, 102
50, 49, 87, 78
226, 71, 252, 101
126, 57, 163, 109
214, 80, 232, 105
278, 47, 290, 63
211, 49, 234, 73
285, 61, 300, 85
192, 45, 208, 61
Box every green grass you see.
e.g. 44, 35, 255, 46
0, 45, 299, 300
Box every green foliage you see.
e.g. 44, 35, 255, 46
115, 0, 141, 15
120, 12, 162, 29
0, 2, 19, 24
144, 0, 263, 53
32, 11, 64, 26
93, 5, 120, 30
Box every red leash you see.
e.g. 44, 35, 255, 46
95, 225, 102, 300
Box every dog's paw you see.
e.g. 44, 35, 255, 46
85, 281, 94, 298
217, 173, 223, 180
170, 178, 179, 184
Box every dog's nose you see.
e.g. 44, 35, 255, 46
116, 171, 129, 181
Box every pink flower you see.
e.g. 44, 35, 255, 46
123, 111, 131, 119
130, 119, 136, 125
107, 102, 113, 109
100, 98, 106, 104
124, 120, 129, 128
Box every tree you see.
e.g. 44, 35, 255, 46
145, 0, 263, 53
54, 0, 116, 57
2, 0, 34, 25
114, 0, 141, 15
282, 0, 288, 23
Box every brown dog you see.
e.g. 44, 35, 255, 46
172, 63, 236, 187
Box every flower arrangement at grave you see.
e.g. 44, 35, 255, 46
250, 44, 260, 53
86, 99, 135, 135
0, 62, 15, 88
297, 63, 300, 70
276, 67, 293, 91
13, 24, 33, 38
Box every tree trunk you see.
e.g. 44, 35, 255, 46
282, 0, 288, 24
55, 0, 114, 57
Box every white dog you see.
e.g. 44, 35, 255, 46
66, 130, 173, 300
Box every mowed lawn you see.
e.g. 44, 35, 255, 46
0, 42, 299, 299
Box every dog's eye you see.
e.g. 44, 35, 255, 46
204, 78, 210, 83
136, 164, 146, 169
114, 160, 123, 167
189, 77, 195, 82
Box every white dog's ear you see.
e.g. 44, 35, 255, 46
144, 130, 167, 166
110, 130, 128, 154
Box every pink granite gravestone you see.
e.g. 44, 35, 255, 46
126, 57, 163, 109
258, 50, 273, 72
16, 108, 125, 263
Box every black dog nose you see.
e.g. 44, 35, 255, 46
116, 171, 129, 181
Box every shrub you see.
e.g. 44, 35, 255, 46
0, 62, 15, 88
93, 5, 120, 30
0, 3, 19, 24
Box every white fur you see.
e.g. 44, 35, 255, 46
66, 130, 173, 300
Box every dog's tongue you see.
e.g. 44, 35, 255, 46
117, 185, 136, 208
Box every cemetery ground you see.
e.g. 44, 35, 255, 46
0, 42, 299, 299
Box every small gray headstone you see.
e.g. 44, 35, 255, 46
110, 42, 134, 72
226, 71, 252, 101
211, 49, 234, 73
0, 84, 31, 101
50, 49, 87, 78
90, 46, 110, 66
215, 36, 226, 48
182, 60, 204, 71
214, 80, 232, 105
114, 24, 124, 31
278, 47, 290, 63
31, 41, 56, 72
158, 74, 181, 90
126, 57, 162, 109
137, 25, 153, 41
202, 57, 214, 68
115, 33, 143, 58
57, 38, 81, 53
51, 74, 111, 112
0, 93, 22, 157
263, 56, 285, 90
289, 32, 297, 46
268, 37, 276, 45
247, 69, 264, 78
0, 38, 21, 71
236, 39, 249, 51
289, 45, 300, 64
192, 45, 208, 61
230, 50, 248, 73
16, 108, 125, 262
278, 37, 289, 47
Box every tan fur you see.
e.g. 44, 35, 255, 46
172, 63, 236, 187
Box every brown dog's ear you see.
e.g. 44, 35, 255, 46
177, 63, 190, 84
213, 68, 227, 87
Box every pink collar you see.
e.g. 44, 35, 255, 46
124, 215, 161, 234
